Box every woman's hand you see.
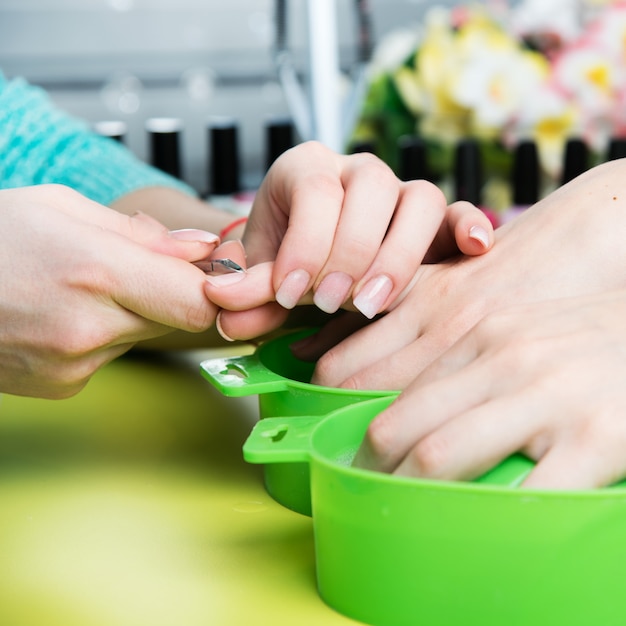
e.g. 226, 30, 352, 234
307, 159, 626, 390
0, 184, 239, 399
354, 290, 626, 490
206, 141, 494, 340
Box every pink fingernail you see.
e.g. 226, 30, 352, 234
276, 269, 311, 309
313, 272, 353, 314
169, 228, 219, 244
353, 275, 393, 319
469, 225, 489, 248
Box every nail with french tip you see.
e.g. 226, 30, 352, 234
468, 225, 490, 248
313, 271, 354, 314
353, 275, 393, 319
276, 269, 311, 309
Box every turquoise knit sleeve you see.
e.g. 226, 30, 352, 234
0, 74, 197, 206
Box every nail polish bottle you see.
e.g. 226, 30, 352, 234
500, 139, 539, 224
93, 120, 127, 143
454, 138, 482, 204
397, 135, 431, 182
349, 140, 376, 154
207, 116, 253, 215
606, 137, 626, 161
560, 137, 589, 185
265, 115, 295, 171
454, 138, 498, 227
145, 117, 183, 179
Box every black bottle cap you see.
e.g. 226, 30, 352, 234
209, 117, 240, 195
266, 116, 295, 170
607, 137, 626, 161
398, 135, 429, 182
350, 140, 376, 154
145, 117, 182, 179
512, 139, 539, 205
560, 138, 588, 184
93, 120, 127, 143
454, 138, 483, 205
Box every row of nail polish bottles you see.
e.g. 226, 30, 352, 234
95, 115, 296, 215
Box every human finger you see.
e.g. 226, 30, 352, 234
216, 303, 290, 342
288, 312, 373, 362
423, 200, 494, 263
391, 390, 541, 481
347, 179, 447, 319
522, 424, 626, 490
103, 239, 219, 333
305, 153, 401, 314
311, 306, 428, 388
205, 262, 290, 311
244, 142, 344, 280
353, 362, 493, 473
35, 184, 220, 261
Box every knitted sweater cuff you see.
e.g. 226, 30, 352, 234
0, 75, 196, 206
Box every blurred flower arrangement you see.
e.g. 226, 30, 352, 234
351, 0, 626, 209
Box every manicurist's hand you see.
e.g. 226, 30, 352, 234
0, 184, 239, 399
306, 159, 626, 390
205, 141, 494, 340
353, 290, 626, 490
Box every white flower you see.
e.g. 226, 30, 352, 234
553, 43, 621, 116
369, 28, 421, 75
452, 48, 549, 130
511, 0, 584, 43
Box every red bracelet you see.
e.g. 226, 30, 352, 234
219, 216, 248, 240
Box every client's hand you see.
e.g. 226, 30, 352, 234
206, 141, 494, 340
354, 290, 626, 490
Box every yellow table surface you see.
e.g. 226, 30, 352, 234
0, 348, 361, 626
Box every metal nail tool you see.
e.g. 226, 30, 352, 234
193, 258, 246, 274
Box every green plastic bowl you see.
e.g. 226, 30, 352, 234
244, 396, 626, 626
200, 329, 398, 515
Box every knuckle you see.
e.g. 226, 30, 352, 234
292, 171, 344, 205
363, 410, 398, 461
182, 301, 215, 333
403, 179, 447, 208
353, 153, 394, 183
410, 432, 452, 477
312, 349, 341, 386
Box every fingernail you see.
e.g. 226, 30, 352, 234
353, 275, 393, 319
216, 311, 235, 342
205, 272, 246, 286
313, 271, 353, 314
469, 225, 489, 248
276, 269, 311, 309
169, 228, 219, 244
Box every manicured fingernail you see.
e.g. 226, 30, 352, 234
216, 311, 235, 342
469, 225, 489, 248
353, 275, 393, 319
169, 228, 219, 244
313, 272, 353, 314
276, 269, 311, 309
205, 272, 246, 286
